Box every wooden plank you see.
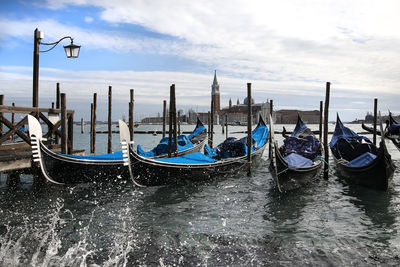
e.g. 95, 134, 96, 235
0, 105, 74, 114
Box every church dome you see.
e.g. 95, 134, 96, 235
243, 97, 255, 105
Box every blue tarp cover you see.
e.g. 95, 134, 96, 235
63, 150, 123, 161
284, 135, 320, 159
138, 135, 194, 157
330, 119, 371, 148
204, 124, 268, 159
346, 152, 377, 167
188, 125, 206, 140
284, 153, 313, 169
155, 152, 217, 164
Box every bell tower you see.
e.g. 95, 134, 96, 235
211, 70, 220, 113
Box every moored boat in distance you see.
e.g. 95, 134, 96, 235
121, 115, 269, 187
270, 114, 323, 192
362, 112, 400, 152
330, 114, 395, 190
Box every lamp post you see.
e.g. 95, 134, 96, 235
32, 28, 80, 107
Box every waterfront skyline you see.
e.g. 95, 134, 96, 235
1, 0, 400, 121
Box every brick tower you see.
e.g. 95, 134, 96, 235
211, 70, 220, 113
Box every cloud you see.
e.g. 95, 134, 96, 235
84, 16, 93, 23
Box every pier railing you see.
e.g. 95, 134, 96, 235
0, 105, 74, 153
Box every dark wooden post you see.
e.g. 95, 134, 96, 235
0, 95, 4, 136
162, 100, 166, 138
168, 85, 174, 157
32, 28, 40, 108
108, 86, 112, 153
92, 93, 97, 154
210, 97, 214, 148
56, 83, 61, 109
172, 85, 178, 155
81, 118, 84, 133
268, 99, 273, 159
207, 111, 211, 141
55, 83, 61, 144
222, 115, 225, 134
67, 112, 74, 154
319, 101, 323, 140
373, 98, 378, 146
177, 111, 181, 135
247, 83, 252, 176
129, 89, 134, 141
90, 103, 94, 153
323, 82, 330, 179
61, 93, 67, 154
225, 114, 228, 139
11, 102, 15, 125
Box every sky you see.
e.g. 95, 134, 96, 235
1, 0, 400, 122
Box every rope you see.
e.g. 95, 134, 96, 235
313, 156, 330, 167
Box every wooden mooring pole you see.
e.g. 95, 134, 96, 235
162, 100, 166, 138
323, 82, 330, 179
247, 83, 252, 176
269, 99, 273, 159
210, 97, 214, 148
225, 114, 228, 139
172, 85, 178, 156
177, 110, 181, 135
108, 86, 112, 154
373, 98, 378, 146
168, 85, 174, 157
319, 101, 323, 140
67, 111, 74, 154
129, 89, 135, 141
55, 83, 60, 144
61, 93, 67, 154
0, 95, 4, 136
81, 118, 84, 133
91, 93, 97, 154
90, 103, 94, 153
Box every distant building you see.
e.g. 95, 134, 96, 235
275, 110, 320, 124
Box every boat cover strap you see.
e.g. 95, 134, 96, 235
155, 152, 216, 164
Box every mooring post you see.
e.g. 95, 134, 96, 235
247, 83, 252, 176
269, 99, 273, 159
108, 86, 112, 154
373, 98, 378, 146
61, 93, 67, 154
55, 83, 61, 144
323, 82, 330, 179
129, 89, 135, 141
81, 118, 84, 133
207, 111, 211, 143
319, 101, 323, 140
177, 110, 181, 135
90, 103, 94, 153
92, 93, 97, 154
210, 97, 214, 148
168, 85, 174, 157
0, 95, 4, 136
172, 84, 178, 155
162, 100, 166, 138
67, 112, 74, 154
222, 116, 225, 134
225, 114, 228, 139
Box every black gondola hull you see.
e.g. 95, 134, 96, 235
270, 142, 323, 192
333, 146, 395, 190
129, 143, 266, 186
39, 143, 128, 184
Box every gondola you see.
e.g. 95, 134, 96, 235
28, 115, 131, 184
27, 115, 206, 184
136, 117, 207, 158
361, 113, 400, 151
121, 115, 269, 186
330, 114, 395, 190
269, 114, 323, 192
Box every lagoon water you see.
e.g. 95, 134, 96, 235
0, 123, 399, 266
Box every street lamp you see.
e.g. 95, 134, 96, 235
32, 28, 81, 107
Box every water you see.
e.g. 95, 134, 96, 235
1, 123, 400, 266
